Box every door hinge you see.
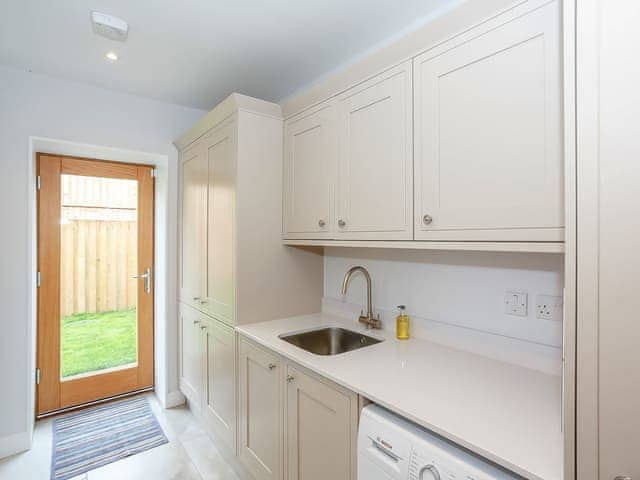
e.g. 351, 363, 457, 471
36, 271, 41, 287
35, 368, 41, 385
150, 169, 156, 178
36, 175, 41, 190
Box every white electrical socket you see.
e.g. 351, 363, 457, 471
536, 294, 563, 321
504, 291, 528, 317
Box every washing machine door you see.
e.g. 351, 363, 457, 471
358, 453, 398, 480
358, 433, 411, 479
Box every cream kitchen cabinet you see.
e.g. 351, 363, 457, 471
177, 92, 322, 478
281, 1, 564, 251
179, 303, 237, 453
238, 337, 283, 480
178, 140, 207, 310
413, 1, 563, 241
202, 316, 237, 453
283, 63, 412, 241
201, 119, 236, 325
237, 335, 359, 480
285, 364, 358, 480
178, 303, 205, 412
335, 61, 413, 240
283, 101, 336, 239
177, 94, 322, 328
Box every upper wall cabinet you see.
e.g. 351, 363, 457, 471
413, 2, 563, 241
179, 140, 207, 309
283, 102, 336, 239
283, 62, 413, 241
335, 61, 413, 240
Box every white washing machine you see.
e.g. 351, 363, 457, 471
358, 405, 519, 480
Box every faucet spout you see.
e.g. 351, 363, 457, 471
340, 266, 380, 329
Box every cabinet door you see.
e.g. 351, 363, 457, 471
178, 303, 204, 411
238, 338, 282, 480
179, 141, 207, 309
202, 318, 236, 452
202, 120, 236, 325
285, 365, 358, 480
283, 102, 336, 239
336, 62, 413, 240
414, 2, 563, 241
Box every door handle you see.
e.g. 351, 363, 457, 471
132, 268, 151, 294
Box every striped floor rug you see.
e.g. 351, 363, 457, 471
51, 396, 168, 480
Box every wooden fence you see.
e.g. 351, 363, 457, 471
60, 220, 137, 317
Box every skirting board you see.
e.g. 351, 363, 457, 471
0, 430, 31, 460
163, 390, 186, 409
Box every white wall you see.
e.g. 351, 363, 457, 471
323, 247, 564, 373
0, 65, 204, 455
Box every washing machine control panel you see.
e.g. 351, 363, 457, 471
409, 449, 492, 480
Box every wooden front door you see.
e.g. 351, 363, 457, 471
36, 154, 154, 415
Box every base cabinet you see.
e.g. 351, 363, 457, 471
238, 338, 283, 480
179, 302, 237, 452
179, 303, 205, 411
285, 365, 358, 480
238, 336, 359, 480
202, 317, 237, 452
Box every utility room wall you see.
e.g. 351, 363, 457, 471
323, 248, 564, 374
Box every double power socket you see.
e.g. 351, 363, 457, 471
504, 291, 563, 321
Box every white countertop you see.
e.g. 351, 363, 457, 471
236, 313, 563, 480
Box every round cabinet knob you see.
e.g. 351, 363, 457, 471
286, 375, 295, 383
418, 464, 441, 480
200, 325, 207, 330
200, 299, 208, 305
422, 214, 433, 225
268, 363, 277, 370
193, 320, 200, 325
318, 219, 326, 228
337, 219, 346, 228
193, 296, 201, 301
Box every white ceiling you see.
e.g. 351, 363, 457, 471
1, 0, 460, 110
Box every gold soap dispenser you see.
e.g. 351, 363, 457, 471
396, 305, 410, 340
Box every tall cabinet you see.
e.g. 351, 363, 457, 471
577, 1, 640, 479
176, 94, 323, 453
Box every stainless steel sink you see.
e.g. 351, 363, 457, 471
279, 327, 382, 356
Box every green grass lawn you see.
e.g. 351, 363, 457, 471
61, 308, 137, 378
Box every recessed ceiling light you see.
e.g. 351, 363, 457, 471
105, 51, 118, 62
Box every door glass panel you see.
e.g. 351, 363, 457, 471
59, 174, 138, 379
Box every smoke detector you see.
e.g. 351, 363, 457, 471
91, 12, 128, 42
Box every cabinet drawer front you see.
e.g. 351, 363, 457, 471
286, 365, 357, 480
238, 338, 282, 480
414, 2, 563, 241
202, 319, 236, 451
336, 62, 413, 240
283, 103, 336, 239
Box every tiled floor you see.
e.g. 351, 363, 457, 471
0, 394, 242, 480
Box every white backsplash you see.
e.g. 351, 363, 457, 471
322, 247, 564, 375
